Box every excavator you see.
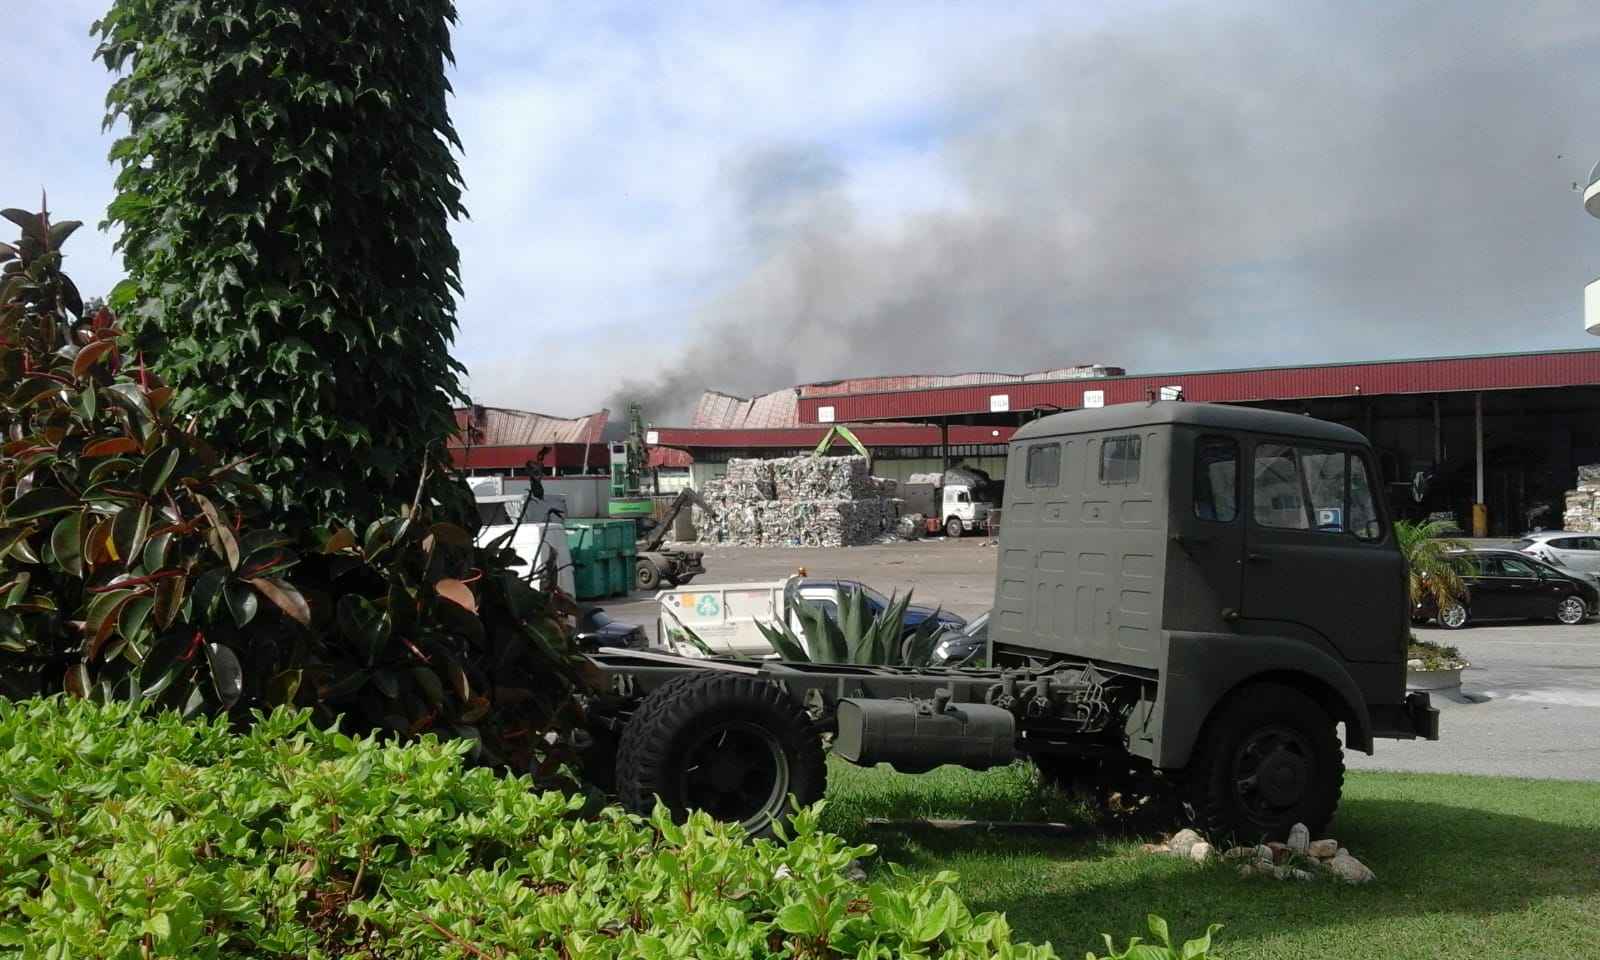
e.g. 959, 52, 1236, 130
635, 487, 712, 590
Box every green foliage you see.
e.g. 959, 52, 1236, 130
0, 203, 300, 709
1088, 916, 1222, 960
93, 0, 472, 538
757, 586, 947, 666
0, 697, 1065, 959
0, 208, 589, 775
1406, 639, 1467, 670
1394, 519, 1469, 609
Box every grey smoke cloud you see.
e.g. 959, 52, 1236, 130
609, 0, 1600, 426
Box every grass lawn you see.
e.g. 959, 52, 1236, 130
818, 760, 1600, 960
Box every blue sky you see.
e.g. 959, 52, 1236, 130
8, 1, 1600, 424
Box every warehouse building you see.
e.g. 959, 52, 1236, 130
450, 348, 1600, 538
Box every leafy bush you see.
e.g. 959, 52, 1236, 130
0, 697, 1072, 958
0, 206, 589, 776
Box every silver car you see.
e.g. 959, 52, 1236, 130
1509, 531, 1600, 577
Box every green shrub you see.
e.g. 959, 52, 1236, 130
0, 696, 1071, 958
0, 206, 589, 777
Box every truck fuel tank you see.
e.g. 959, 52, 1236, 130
834, 695, 1015, 774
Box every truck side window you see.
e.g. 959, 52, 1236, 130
1253, 444, 1383, 541
1026, 443, 1061, 487
1099, 435, 1141, 485
1193, 435, 1238, 522
1253, 444, 1307, 528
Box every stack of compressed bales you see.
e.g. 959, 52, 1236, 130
697, 456, 915, 546
1563, 464, 1600, 532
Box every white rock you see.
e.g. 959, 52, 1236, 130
845, 860, 868, 882
1291, 869, 1317, 882
1327, 853, 1376, 884
1307, 839, 1339, 859
1336, 847, 1349, 859
1256, 844, 1275, 863
1287, 823, 1310, 854
1189, 841, 1213, 862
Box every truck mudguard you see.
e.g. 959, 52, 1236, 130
1142, 631, 1374, 769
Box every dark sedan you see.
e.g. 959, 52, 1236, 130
928, 609, 989, 666
1415, 548, 1597, 629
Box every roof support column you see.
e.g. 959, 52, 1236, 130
1472, 392, 1487, 537
940, 420, 950, 472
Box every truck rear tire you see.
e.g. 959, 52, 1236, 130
636, 559, 662, 591
615, 672, 826, 840
1176, 683, 1343, 843
945, 517, 964, 539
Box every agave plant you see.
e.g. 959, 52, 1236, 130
756, 584, 947, 667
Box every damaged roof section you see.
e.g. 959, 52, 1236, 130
693, 364, 1121, 429
455, 405, 610, 447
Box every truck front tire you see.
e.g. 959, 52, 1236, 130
636, 558, 662, 591
615, 672, 826, 840
1176, 683, 1343, 843
945, 517, 964, 539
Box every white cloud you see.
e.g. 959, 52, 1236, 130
10, 1, 1600, 425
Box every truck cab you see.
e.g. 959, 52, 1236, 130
997, 402, 1435, 829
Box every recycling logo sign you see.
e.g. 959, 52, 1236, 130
694, 594, 721, 617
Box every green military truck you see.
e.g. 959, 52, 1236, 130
582, 401, 1439, 842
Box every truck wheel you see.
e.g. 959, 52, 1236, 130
945, 516, 964, 539
1176, 683, 1343, 843
1438, 603, 1468, 629
615, 672, 826, 840
636, 559, 662, 591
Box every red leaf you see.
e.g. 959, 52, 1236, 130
434, 577, 477, 613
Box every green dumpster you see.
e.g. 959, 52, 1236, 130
562, 519, 638, 599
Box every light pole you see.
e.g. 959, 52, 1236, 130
1586, 162, 1600, 335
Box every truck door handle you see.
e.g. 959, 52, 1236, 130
1246, 553, 1270, 562
1172, 533, 1213, 544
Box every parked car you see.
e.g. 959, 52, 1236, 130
1415, 548, 1598, 629
791, 578, 968, 639
574, 607, 649, 652
1508, 531, 1600, 578
929, 609, 989, 666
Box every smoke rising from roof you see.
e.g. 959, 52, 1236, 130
607, 0, 1600, 426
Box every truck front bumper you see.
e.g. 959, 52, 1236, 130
1369, 691, 1440, 742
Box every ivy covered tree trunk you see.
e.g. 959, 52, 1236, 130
95, 1, 472, 537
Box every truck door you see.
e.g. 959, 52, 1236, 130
1175, 433, 1245, 628
1237, 438, 1403, 662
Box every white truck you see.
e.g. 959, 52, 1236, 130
656, 575, 966, 658
900, 464, 1003, 538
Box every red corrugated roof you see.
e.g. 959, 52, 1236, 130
453, 406, 609, 446
797, 350, 1600, 423
695, 365, 1122, 428
653, 424, 1015, 449
648, 446, 694, 468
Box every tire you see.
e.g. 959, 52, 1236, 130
1176, 683, 1343, 844
615, 672, 826, 840
636, 559, 662, 591
1438, 603, 1468, 629
1556, 596, 1587, 625
945, 516, 964, 539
